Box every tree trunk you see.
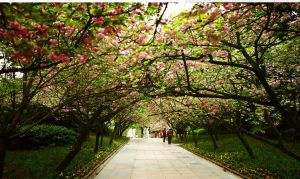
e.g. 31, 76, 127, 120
190, 128, 197, 147
207, 124, 218, 149
141, 127, 144, 138
0, 139, 7, 179
100, 135, 104, 147
120, 128, 127, 137
56, 129, 89, 174
94, 129, 100, 153
109, 127, 117, 146
237, 125, 300, 161
264, 109, 284, 147
234, 111, 256, 159
254, 66, 300, 132
236, 129, 256, 159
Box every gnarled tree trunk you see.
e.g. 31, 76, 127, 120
0, 138, 7, 179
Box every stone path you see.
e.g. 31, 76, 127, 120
94, 138, 240, 179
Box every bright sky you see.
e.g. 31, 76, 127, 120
164, 2, 195, 18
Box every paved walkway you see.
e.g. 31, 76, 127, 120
94, 138, 239, 179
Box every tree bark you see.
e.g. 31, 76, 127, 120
56, 112, 99, 174
141, 127, 144, 138
0, 139, 7, 179
236, 129, 257, 159
94, 129, 100, 153
237, 125, 300, 161
56, 128, 89, 174
207, 123, 217, 149
190, 127, 197, 147
100, 135, 104, 147
109, 126, 117, 146
234, 111, 256, 159
263, 109, 284, 147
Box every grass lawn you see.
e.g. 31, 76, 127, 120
4, 135, 128, 179
173, 135, 300, 178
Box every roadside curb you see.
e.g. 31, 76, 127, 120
82, 139, 129, 179
179, 144, 250, 179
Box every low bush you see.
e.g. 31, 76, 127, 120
193, 128, 207, 135
16, 124, 78, 148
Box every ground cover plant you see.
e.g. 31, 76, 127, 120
174, 135, 300, 178
4, 135, 128, 178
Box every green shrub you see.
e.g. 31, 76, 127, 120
18, 124, 78, 147
193, 128, 207, 135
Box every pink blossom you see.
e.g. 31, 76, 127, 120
199, 7, 208, 13
223, 3, 235, 10
13, 53, 21, 59
137, 34, 147, 45
211, 108, 219, 114
92, 50, 99, 54
146, 49, 152, 54
95, 3, 106, 11
35, 46, 45, 53
218, 50, 228, 58
48, 52, 58, 61
34, 23, 42, 30
79, 56, 87, 64
222, 26, 229, 33
114, 26, 122, 34
136, 52, 147, 61
49, 39, 58, 45
256, 5, 263, 10
201, 41, 209, 46
186, 61, 195, 66
210, 9, 221, 19
79, 4, 86, 11
96, 32, 106, 39
131, 19, 136, 25
170, 68, 177, 73
111, 39, 119, 46
291, 4, 300, 10
229, 13, 239, 22
289, 20, 299, 28
84, 36, 93, 43
129, 91, 139, 97
53, 3, 63, 6
115, 7, 124, 14
151, 2, 159, 7
19, 28, 29, 36
156, 36, 163, 42
166, 30, 177, 38
202, 49, 211, 55
281, 14, 291, 22
93, 16, 105, 23
119, 63, 127, 70
57, 54, 70, 62
104, 27, 113, 35
10, 21, 21, 30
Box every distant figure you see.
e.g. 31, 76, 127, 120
167, 128, 173, 144
132, 128, 136, 138
162, 128, 167, 142
144, 127, 149, 139
127, 128, 133, 138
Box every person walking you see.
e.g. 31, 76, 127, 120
162, 128, 167, 142
167, 128, 173, 144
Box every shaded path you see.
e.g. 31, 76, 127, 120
95, 138, 239, 179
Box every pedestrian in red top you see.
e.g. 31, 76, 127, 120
162, 128, 167, 142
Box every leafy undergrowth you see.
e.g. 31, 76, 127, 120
4, 135, 129, 179
174, 135, 300, 179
